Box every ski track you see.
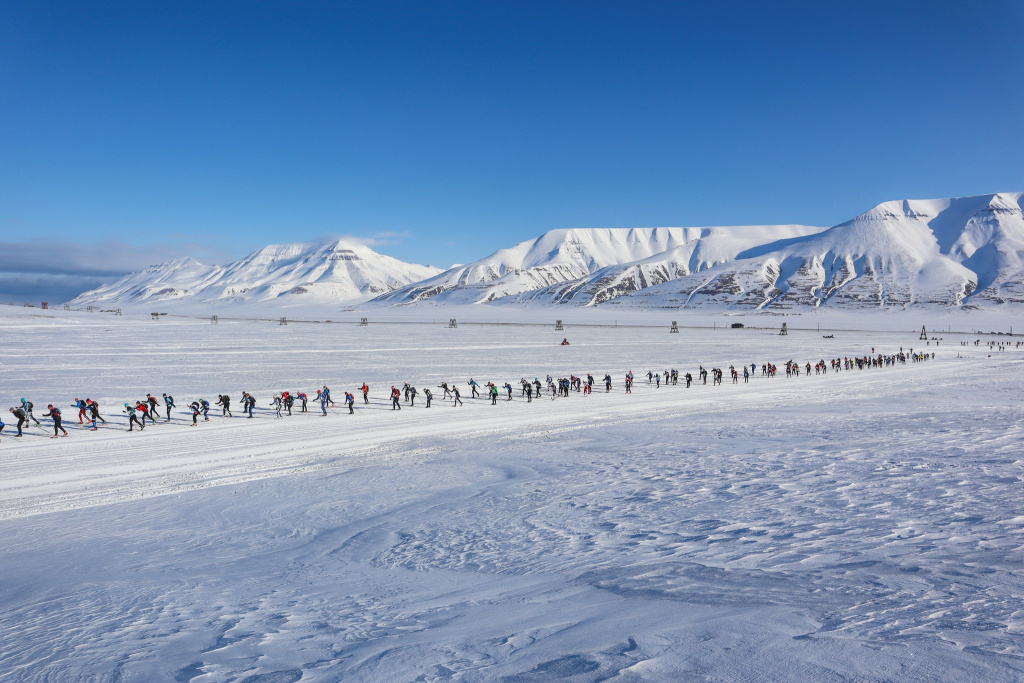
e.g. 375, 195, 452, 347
1, 311, 1023, 681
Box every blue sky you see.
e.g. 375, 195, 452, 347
2, 1, 1022, 302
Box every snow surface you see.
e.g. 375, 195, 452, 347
1, 305, 1024, 680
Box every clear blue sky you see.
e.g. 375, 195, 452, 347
2, 0, 1022, 302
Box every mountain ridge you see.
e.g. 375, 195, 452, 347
68, 239, 443, 308
68, 193, 1024, 311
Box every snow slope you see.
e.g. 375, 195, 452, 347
372, 226, 825, 305
608, 192, 1024, 310
2, 308, 1024, 680
368, 192, 1024, 311
508, 225, 824, 306
68, 239, 442, 309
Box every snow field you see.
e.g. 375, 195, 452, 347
1, 310, 1022, 680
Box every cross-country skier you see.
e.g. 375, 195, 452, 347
72, 398, 88, 424
125, 403, 144, 431
84, 401, 98, 431
9, 407, 26, 436
319, 389, 329, 416
189, 401, 201, 426
44, 404, 68, 438
468, 379, 479, 398
452, 386, 463, 407
391, 386, 401, 410
216, 394, 232, 417
361, 383, 369, 404
135, 401, 154, 425
240, 392, 255, 418
439, 382, 452, 399
322, 386, 334, 407
163, 393, 175, 420
20, 398, 41, 427
87, 399, 106, 424
345, 392, 355, 414
200, 398, 210, 421
146, 394, 160, 419
489, 383, 498, 405
409, 386, 417, 406
424, 388, 432, 408
504, 383, 513, 401
271, 395, 283, 418
298, 392, 307, 412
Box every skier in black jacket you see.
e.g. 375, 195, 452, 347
87, 399, 106, 424
216, 394, 232, 417
9, 407, 26, 436
43, 404, 68, 438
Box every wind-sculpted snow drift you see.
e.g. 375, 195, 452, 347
69, 192, 1024, 311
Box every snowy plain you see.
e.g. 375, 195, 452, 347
1, 305, 1023, 681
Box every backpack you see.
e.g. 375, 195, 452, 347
25, 401, 33, 411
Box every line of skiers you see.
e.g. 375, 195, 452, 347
1, 350, 936, 441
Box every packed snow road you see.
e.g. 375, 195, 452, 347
1, 309, 1022, 681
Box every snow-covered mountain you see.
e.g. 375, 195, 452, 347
369, 192, 1024, 311
69, 240, 442, 309
604, 192, 1024, 310
67, 193, 1024, 312
371, 226, 825, 306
